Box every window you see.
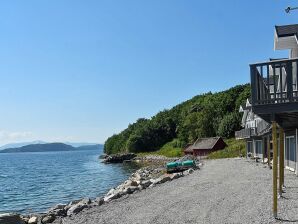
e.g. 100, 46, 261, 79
247, 141, 253, 153
286, 136, 296, 162
255, 140, 262, 154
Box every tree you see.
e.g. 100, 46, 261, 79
104, 84, 250, 154
217, 112, 241, 138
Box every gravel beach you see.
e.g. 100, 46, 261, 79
54, 158, 298, 224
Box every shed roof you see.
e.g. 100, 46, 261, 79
192, 137, 222, 150
184, 137, 226, 152
183, 144, 193, 153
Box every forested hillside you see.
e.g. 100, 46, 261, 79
104, 84, 250, 154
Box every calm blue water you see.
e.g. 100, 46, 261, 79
0, 150, 137, 214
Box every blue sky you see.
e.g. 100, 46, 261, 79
0, 0, 297, 145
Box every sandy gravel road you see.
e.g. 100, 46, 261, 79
54, 158, 298, 224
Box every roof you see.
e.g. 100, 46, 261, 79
184, 137, 226, 152
275, 24, 298, 38
183, 144, 193, 153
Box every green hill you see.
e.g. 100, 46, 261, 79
0, 143, 103, 153
104, 84, 250, 155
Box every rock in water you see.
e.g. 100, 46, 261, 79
103, 153, 136, 163
0, 213, 25, 224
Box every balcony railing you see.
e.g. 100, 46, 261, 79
235, 128, 256, 139
250, 58, 298, 106
256, 119, 271, 135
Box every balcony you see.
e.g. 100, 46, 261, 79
235, 128, 256, 140
250, 58, 298, 127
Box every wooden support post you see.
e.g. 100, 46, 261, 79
272, 121, 278, 218
268, 136, 271, 168
279, 128, 284, 195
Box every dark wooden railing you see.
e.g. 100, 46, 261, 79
250, 58, 298, 106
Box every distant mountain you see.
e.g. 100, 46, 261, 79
0, 141, 102, 150
0, 141, 46, 150
0, 143, 103, 153
76, 144, 103, 151
64, 142, 100, 147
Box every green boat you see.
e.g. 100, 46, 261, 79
166, 160, 196, 173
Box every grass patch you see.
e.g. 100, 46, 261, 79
207, 138, 246, 159
138, 139, 183, 158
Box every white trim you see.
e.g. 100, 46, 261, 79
284, 132, 286, 170
296, 129, 298, 176
253, 139, 256, 157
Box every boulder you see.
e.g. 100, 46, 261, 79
154, 175, 171, 184
170, 172, 182, 180
107, 188, 115, 196
28, 216, 38, 224
21, 216, 30, 224
66, 203, 88, 216
123, 180, 132, 187
140, 180, 152, 188
80, 198, 91, 205
103, 193, 120, 202
93, 197, 104, 206
132, 172, 141, 181
41, 215, 55, 224
47, 204, 67, 217
130, 180, 139, 187
65, 200, 78, 212
0, 213, 25, 224
123, 186, 138, 194
66, 198, 91, 216
99, 154, 108, 159
184, 168, 194, 175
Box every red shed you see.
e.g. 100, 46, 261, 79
183, 137, 227, 157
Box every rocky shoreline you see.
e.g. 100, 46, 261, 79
0, 155, 199, 224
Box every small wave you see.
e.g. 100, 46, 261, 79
0, 174, 8, 178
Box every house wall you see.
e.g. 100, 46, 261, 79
184, 151, 193, 156
193, 149, 217, 157
213, 139, 227, 151
244, 128, 298, 175
243, 110, 263, 129
246, 137, 264, 159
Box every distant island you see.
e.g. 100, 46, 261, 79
0, 143, 103, 153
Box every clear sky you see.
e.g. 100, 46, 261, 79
0, 0, 298, 145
